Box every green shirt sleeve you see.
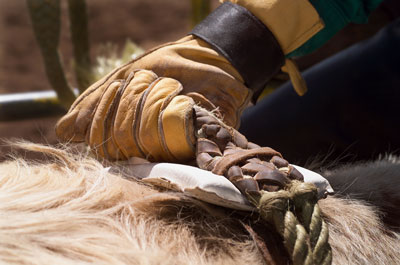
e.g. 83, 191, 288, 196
287, 0, 383, 57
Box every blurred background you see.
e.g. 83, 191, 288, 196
0, 0, 398, 160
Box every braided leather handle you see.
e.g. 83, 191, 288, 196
194, 106, 333, 265
194, 106, 303, 195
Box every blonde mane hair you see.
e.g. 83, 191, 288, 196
1, 142, 399, 264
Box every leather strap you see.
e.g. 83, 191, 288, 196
191, 2, 285, 94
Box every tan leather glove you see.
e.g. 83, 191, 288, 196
55, 34, 250, 161
56, 1, 324, 162
56, 69, 196, 161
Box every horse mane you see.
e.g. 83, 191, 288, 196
1, 141, 399, 264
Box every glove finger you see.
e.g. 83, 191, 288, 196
55, 64, 133, 142
161, 95, 196, 162
138, 77, 185, 161
113, 70, 158, 159
87, 80, 124, 159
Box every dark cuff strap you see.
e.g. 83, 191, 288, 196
191, 2, 285, 94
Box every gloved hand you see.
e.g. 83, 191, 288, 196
56, 0, 324, 162
57, 69, 200, 161
55, 35, 250, 161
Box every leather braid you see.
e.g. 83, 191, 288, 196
193, 106, 332, 265
194, 106, 303, 194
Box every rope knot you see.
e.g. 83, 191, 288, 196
248, 181, 332, 265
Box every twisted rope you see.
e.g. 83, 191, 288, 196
248, 181, 332, 265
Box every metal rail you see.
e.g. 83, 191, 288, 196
0, 91, 66, 121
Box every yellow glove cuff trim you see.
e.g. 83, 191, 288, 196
223, 0, 324, 54
281, 59, 307, 96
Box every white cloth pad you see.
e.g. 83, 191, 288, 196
115, 163, 333, 211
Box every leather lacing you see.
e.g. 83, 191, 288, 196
194, 106, 332, 265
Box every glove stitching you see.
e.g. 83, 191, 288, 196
157, 81, 184, 162
85, 79, 122, 148
110, 71, 139, 159
134, 77, 163, 160
88, 80, 123, 158
70, 65, 130, 112
102, 81, 126, 160
102, 73, 135, 161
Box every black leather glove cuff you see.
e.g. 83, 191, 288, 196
191, 2, 285, 95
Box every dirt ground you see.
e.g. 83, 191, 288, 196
0, 0, 397, 160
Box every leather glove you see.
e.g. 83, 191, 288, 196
55, 34, 250, 161
56, 0, 324, 162
56, 69, 197, 161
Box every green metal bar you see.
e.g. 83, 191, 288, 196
0, 91, 66, 121
26, 0, 76, 110
191, 0, 211, 27
67, 0, 93, 93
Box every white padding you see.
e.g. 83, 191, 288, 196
118, 163, 254, 211
116, 162, 333, 211
292, 165, 334, 198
